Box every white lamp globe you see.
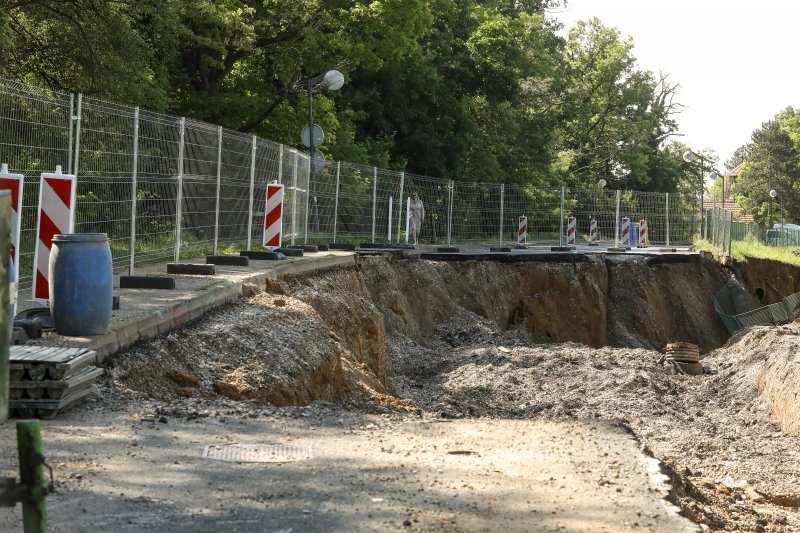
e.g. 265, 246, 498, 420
323, 70, 345, 91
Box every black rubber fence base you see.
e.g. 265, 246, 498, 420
276, 248, 303, 257
240, 250, 282, 260
120, 275, 176, 290
167, 263, 216, 275
437, 247, 460, 253
206, 255, 249, 266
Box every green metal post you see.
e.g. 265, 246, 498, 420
17, 420, 48, 533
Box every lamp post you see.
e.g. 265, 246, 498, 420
683, 149, 709, 239
769, 189, 784, 247
594, 178, 606, 230
304, 69, 344, 238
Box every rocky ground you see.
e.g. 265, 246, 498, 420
4, 256, 800, 531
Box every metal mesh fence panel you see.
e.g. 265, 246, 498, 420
74, 97, 136, 270
217, 130, 252, 251
307, 159, 338, 242
403, 173, 450, 245
1, 74, 718, 294
180, 120, 221, 256
368, 168, 403, 243
134, 109, 181, 265
333, 163, 375, 241
0, 79, 72, 289
505, 185, 562, 244
449, 181, 501, 245
250, 139, 282, 249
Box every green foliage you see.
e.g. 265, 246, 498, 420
3, 0, 697, 191
734, 109, 800, 225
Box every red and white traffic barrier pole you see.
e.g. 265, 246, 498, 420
263, 181, 284, 250
518, 215, 527, 246
589, 217, 598, 246
621, 216, 631, 246
33, 165, 76, 305
0, 163, 24, 321
567, 216, 576, 246
638, 218, 649, 248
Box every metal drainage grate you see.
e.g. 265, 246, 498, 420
202, 443, 312, 463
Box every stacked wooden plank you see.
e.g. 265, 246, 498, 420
9, 346, 102, 419
662, 342, 703, 376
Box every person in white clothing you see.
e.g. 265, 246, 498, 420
409, 192, 425, 245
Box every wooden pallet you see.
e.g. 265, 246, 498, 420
10, 385, 98, 419
10, 366, 103, 400
9, 346, 97, 381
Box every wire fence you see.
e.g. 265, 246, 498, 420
0, 76, 709, 292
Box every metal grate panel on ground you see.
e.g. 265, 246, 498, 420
203, 443, 312, 463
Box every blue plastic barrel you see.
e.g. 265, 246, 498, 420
48, 233, 113, 336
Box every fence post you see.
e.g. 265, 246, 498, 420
559, 186, 565, 247
333, 161, 340, 243
499, 183, 505, 246
247, 135, 256, 250
213, 126, 222, 255
371, 167, 377, 242
174, 117, 186, 262
291, 150, 298, 245
396, 171, 405, 243
129, 106, 139, 276
665, 193, 670, 247
72, 94, 83, 180
447, 180, 454, 247
614, 190, 621, 248
67, 94, 74, 174
304, 155, 310, 244
277, 144, 284, 184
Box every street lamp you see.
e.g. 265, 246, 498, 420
683, 149, 709, 239
770, 189, 784, 247
304, 70, 344, 238
595, 178, 606, 218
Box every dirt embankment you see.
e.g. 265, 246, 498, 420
735, 257, 800, 305
111, 255, 732, 408
355, 255, 730, 352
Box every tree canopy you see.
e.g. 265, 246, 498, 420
1, 0, 696, 191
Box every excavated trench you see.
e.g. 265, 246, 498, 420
111, 253, 800, 531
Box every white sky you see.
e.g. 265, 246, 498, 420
550, 0, 800, 168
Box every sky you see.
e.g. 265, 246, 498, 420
550, 0, 800, 169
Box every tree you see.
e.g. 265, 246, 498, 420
735, 112, 800, 225
0, 0, 179, 108
556, 18, 681, 189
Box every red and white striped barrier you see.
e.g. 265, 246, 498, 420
518, 215, 527, 245
621, 217, 631, 246
638, 218, 649, 248
263, 181, 284, 250
0, 163, 24, 317
567, 216, 576, 246
33, 166, 76, 305
589, 218, 598, 246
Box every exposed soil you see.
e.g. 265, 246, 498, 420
735, 258, 800, 305
94, 255, 800, 530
